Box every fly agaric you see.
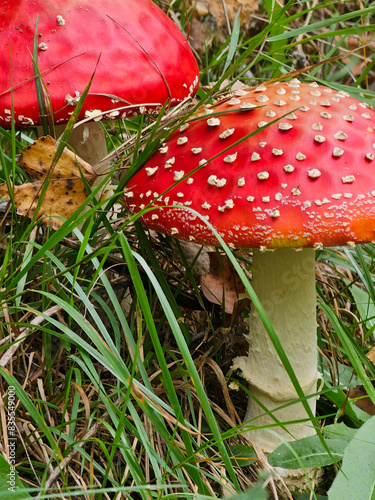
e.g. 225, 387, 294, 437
125, 79, 375, 453
0, 0, 199, 164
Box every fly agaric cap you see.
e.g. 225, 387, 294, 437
0, 0, 199, 127
125, 80, 375, 249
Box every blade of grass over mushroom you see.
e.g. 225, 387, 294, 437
89, 101, 175, 235
32, 16, 48, 136
176, 208, 322, 440
128, 102, 172, 170
126, 108, 300, 224
233, 375, 316, 439
107, 15, 172, 102
53, 60, 100, 154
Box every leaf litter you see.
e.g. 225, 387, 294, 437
0, 136, 98, 228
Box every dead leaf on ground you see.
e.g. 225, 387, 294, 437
190, 17, 215, 52
201, 253, 246, 314
188, 0, 258, 51
0, 136, 97, 228
366, 347, 375, 365
208, 0, 258, 29
347, 381, 375, 416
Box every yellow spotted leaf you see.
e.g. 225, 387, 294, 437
0, 136, 97, 228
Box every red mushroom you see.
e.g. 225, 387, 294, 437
125, 79, 375, 454
0, 0, 199, 164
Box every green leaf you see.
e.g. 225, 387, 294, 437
0, 455, 31, 499
268, 423, 357, 469
218, 476, 269, 500
223, 9, 241, 74
323, 422, 358, 441
294, 495, 328, 500
228, 444, 257, 467
328, 415, 375, 500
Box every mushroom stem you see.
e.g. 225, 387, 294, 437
55, 122, 108, 170
233, 248, 321, 452
37, 122, 108, 169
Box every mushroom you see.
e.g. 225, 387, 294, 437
124, 79, 375, 454
0, 0, 199, 165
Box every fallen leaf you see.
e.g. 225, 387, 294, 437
201, 253, 246, 314
189, 16, 214, 53
347, 381, 375, 416
0, 136, 97, 228
193, 1, 209, 17
170, 239, 211, 279
366, 347, 375, 365
208, 0, 258, 30
187, 0, 258, 52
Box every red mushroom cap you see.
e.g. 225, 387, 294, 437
0, 0, 199, 127
125, 80, 375, 249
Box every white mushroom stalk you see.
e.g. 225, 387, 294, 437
55, 121, 108, 168
232, 248, 321, 452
